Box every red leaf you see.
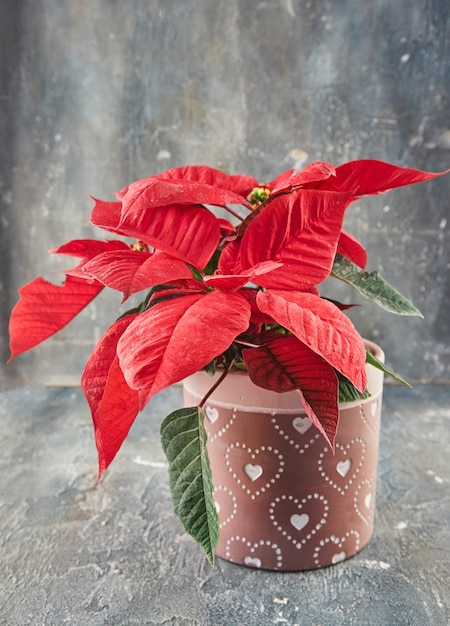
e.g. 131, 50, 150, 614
81, 250, 192, 300
146, 280, 206, 306
256, 290, 367, 392
118, 175, 253, 213
224, 189, 352, 289
152, 164, 259, 197
82, 314, 138, 412
81, 314, 140, 476
90, 197, 222, 269
93, 357, 140, 477
49, 238, 129, 258
8, 275, 103, 360
117, 204, 221, 270
49, 239, 132, 282
89, 198, 123, 232
203, 260, 283, 290
315, 159, 450, 196
242, 334, 339, 447
217, 218, 236, 237
116, 290, 251, 406
238, 288, 275, 326
337, 231, 368, 268
267, 161, 336, 193
216, 237, 241, 276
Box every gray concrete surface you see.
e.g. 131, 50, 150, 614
1, 384, 449, 625
1, 1, 450, 389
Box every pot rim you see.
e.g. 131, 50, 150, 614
183, 339, 385, 414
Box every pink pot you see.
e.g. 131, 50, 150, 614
183, 340, 384, 571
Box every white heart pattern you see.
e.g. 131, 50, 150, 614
336, 459, 352, 478
313, 530, 360, 567
205, 406, 219, 423
226, 444, 284, 497
226, 536, 283, 569
331, 551, 347, 564
354, 477, 375, 525
318, 439, 366, 495
213, 485, 237, 528
290, 513, 309, 531
358, 396, 380, 434
292, 416, 312, 435
269, 493, 329, 549
243, 463, 263, 481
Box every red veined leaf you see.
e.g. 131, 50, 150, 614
8, 275, 103, 360
117, 175, 253, 215
267, 161, 336, 194
81, 249, 192, 300
146, 280, 206, 307
314, 159, 450, 196
238, 286, 321, 330
93, 356, 140, 477
231, 189, 352, 290
90, 197, 222, 269
217, 218, 236, 237
82, 313, 139, 414
152, 164, 259, 197
49, 239, 132, 282
115, 204, 221, 270
89, 198, 123, 233
256, 290, 367, 392
117, 290, 251, 407
49, 238, 129, 258
203, 260, 283, 290
337, 230, 368, 268
237, 288, 275, 326
242, 334, 339, 447
217, 237, 241, 276
81, 314, 140, 476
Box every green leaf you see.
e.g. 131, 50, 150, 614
338, 372, 370, 403
365, 347, 412, 387
203, 248, 221, 276
160, 407, 219, 565
203, 359, 217, 376
332, 254, 423, 317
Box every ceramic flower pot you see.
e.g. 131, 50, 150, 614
183, 340, 384, 571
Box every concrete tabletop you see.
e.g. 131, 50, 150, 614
1, 384, 449, 626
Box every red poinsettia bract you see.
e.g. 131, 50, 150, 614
8, 161, 448, 476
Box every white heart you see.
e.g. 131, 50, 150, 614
243, 556, 261, 568
331, 551, 347, 564
371, 400, 378, 416
336, 459, 352, 478
290, 513, 309, 531
205, 406, 219, 423
364, 492, 372, 509
243, 463, 263, 482
292, 416, 312, 435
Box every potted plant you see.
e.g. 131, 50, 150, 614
8, 159, 448, 570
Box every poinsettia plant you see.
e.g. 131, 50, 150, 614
8, 159, 448, 563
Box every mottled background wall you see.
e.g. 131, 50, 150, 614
1, 0, 449, 389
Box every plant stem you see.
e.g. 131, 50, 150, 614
222, 205, 249, 221
234, 339, 260, 348
199, 360, 235, 408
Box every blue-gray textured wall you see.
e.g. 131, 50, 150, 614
1, 0, 449, 389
